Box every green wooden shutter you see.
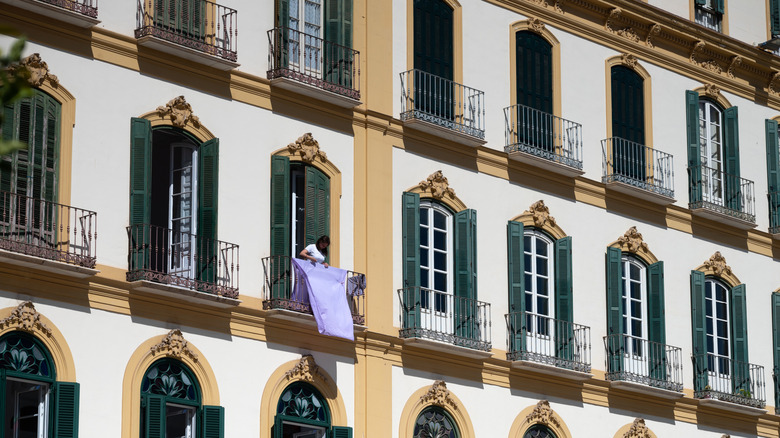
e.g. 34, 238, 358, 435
401, 192, 420, 329
52, 381, 79, 438
506, 220, 525, 353
0, 370, 6, 438
330, 426, 353, 438
272, 416, 284, 438
555, 236, 573, 362
647, 261, 666, 381
269, 156, 290, 300
129, 118, 152, 271
686, 90, 702, 203
723, 106, 741, 211
713, 0, 724, 14
144, 394, 166, 438
695, 0, 706, 4
772, 0, 780, 35
610, 66, 645, 179
515, 31, 553, 114
325, 0, 353, 87
276, 0, 290, 67
304, 166, 330, 263
201, 405, 225, 438
731, 283, 750, 394
198, 138, 219, 286
772, 292, 780, 408
454, 209, 477, 340
605, 247, 624, 374
767, 119, 780, 230
690, 270, 709, 392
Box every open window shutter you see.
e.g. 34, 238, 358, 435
401, 192, 420, 329
269, 156, 290, 300
129, 118, 152, 272
325, 0, 353, 87
316, 169, 330, 261
144, 394, 166, 438
772, 293, 780, 409
731, 283, 750, 394
454, 209, 477, 340
695, 0, 706, 4
506, 220, 525, 353
605, 247, 623, 374
305, 166, 330, 263
690, 270, 709, 392
276, 0, 290, 67
713, 0, 724, 14
555, 236, 573, 362
723, 106, 741, 211
647, 261, 667, 382
766, 119, 780, 229
686, 91, 702, 203
198, 138, 219, 286
772, 0, 780, 36
330, 426, 353, 438
201, 405, 225, 438
52, 381, 79, 438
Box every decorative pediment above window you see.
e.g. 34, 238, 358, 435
287, 133, 328, 164
528, 200, 556, 229
524, 400, 560, 428
284, 354, 327, 383
528, 18, 546, 33
608, 226, 658, 264
704, 83, 721, 99
0, 302, 52, 336
621, 53, 638, 70
156, 96, 201, 129
419, 380, 458, 410
623, 418, 652, 438
700, 251, 733, 278
149, 329, 199, 362
419, 171, 455, 201
8, 53, 60, 88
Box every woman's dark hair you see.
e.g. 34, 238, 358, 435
316, 235, 330, 256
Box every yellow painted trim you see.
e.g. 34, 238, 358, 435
272, 146, 343, 268
690, 0, 729, 35
692, 86, 733, 109
613, 420, 658, 438
0, 304, 76, 382
508, 402, 573, 438
259, 358, 348, 438
398, 384, 476, 438
138, 110, 216, 143
120, 332, 220, 438
406, 0, 463, 86
604, 55, 654, 149
509, 19, 562, 120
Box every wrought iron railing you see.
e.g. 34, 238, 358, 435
0, 190, 96, 268
688, 165, 755, 223
400, 69, 485, 140
692, 353, 765, 408
604, 334, 683, 392
35, 0, 98, 18
601, 137, 674, 198
127, 224, 238, 298
135, 0, 238, 62
397, 286, 491, 352
261, 255, 366, 325
504, 104, 583, 170
769, 191, 780, 234
505, 312, 590, 373
267, 27, 360, 101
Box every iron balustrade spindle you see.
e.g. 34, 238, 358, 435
505, 311, 591, 373
769, 190, 780, 233
603, 334, 683, 392
691, 353, 765, 408
600, 137, 675, 198
504, 104, 583, 170
688, 164, 755, 222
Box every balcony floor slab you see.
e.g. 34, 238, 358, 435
403, 119, 486, 148
609, 380, 683, 399
136, 36, 239, 71
605, 180, 675, 205
511, 360, 592, 381
264, 308, 367, 332
130, 280, 241, 308
269, 76, 361, 108
690, 205, 756, 230
506, 149, 584, 177
0, 0, 99, 27
402, 337, 493, 359
0, 249, 98, 278
697, 397, 767, 416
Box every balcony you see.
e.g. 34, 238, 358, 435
400, 69, 485, 147
0, 0, 99, 27
397, 287, 491, 358
135, 0, 238, 70
267, 27, 360, 107
505, 312, 591, 379
688, 165, 756, 228
127, 224, 239, 305
0, 191, 97, 277
692, 353, 766, 414
768, 191, 780, 235
601, 138, 675, 204
504, 104, 583, 177
261, 255, 365, 326
604, 334, 683, 398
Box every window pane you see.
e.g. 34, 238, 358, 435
717, 338, 729, 356
536, 277, 548, 296
631, 319, 642, 337
419, 248, 429, 267
629, 263, 640, 279
717, 320, 727, 337
716, 302, 727, 319
524, 235, 531, 248
538, 297, 548, 316
630, 281, 641, 299
433, 210, 446, 229
524, 274, 532, 293
434, 272, 447, 292
420, 268, 429, 288
525, 293, 533, 312
434, 230, 446, 250
419, 226, 428, 246
434, 251, 446, 271
631, 300, 641, 317
707, 335, 714, 352
706, 318, 713, 335
716, 285, 726, 302
420, 208, 429, 225
167, 405, 196, 438
524, 253, 532, 272
536, 238, 547, 256
536, 257, 547, 276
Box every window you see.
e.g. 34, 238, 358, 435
771, 292, 780, 409
140, 357, 224, 438
523, 230, 554, 339
621, 256, 647, 361
0, 331, 79, 438
699, 100, 724, 204
771, 0, 780, 38
272, 381, 352, 438
694, 0, 723, 32
419, 201, 453, 329
609, 65, 645, 179
513, 31, 554, 151
154, 0, 206, 40
705, 278, 731, 384
412, 0, 454, 119
524, 425, 557, 438
764, 119, 780, 232
413, 406, 458, 438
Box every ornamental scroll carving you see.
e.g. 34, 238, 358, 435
605, 9, 640, 43
621, 53, 638, 70
150, 329, 199, 362
0, 302, 52, 337
287, 133, 327, 164
623, 418, 651, 438
702, 252, 732, 277
156, 96, 201, 129
689, 41, 722, 74
769, 72, 780, 95
527, 200, 557, 229
617, 227, 648, 254
645, 24, 661, 48
689, 41, 705, 64
727, 56, 742, 79
418, 171, 456, 200
528, 18, 546, 34
8, 53, 59, 88
524, 400, 561, 429
419, 380, 457, 410
704, 84, 721, 100
284, 354, 327, 383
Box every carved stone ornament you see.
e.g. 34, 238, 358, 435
769, 72, 780, 95
727, 55, 742, 79
645, 24, 661, 48
419, 380, 457, 410
0, 302, 52, 337
156, 96, 201, 129
150, 329, 198, 362
527, 200, 557, 229
617, 227, 648, 254
721, 435, 730, 438
8, 53, 59, 88
524, 400, 561, 428
621, 53, 638, 70
529, 18, 546, 34
605, 8, 622, 32
528, 0, 550, 7
702, 251, 732, 277
690, 41, 706, 64
700, 60, 723, 74
284, 354, 327, 383
704, 84, 721, 99
623, 418, 651, 438
418, 170, 456, 200
287, 132, 327, 164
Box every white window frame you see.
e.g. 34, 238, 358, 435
286, 0, 324, 74
166, 402, 197, 438
705, 278, 731, 388
699, 99, 724, 205
167, 143, 198, 280
621, 255, 648, 376
419, 201, 454, 333
6, 377, 49, 438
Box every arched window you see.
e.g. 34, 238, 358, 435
698, 99, 725, 204
272, 381, 351, 437
524, 424, 557, 438
0, 331, 79, 438
704, 278, 730, 381
419, 200, 454, 307
413, 406, 458, 438
621, 255, 647, 366
523, 229, 555, 340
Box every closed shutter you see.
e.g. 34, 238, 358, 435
269, 156, 290, 300
324, 0, 353, 87
201, 405, 225, 438
772, 293, 780, 408
686, 91, 702, 203
304, 166, 330, 263
713, 0, 724, 14
144, 394, 166, 438
330, 426, 353, 438
515, 31, 553, 114
772, 0, 780, 36
52, 381, 80, 438
690, 270, 709, 392
401, 192, 420, 329
766, 119, 780, 229
554, 236, 573, 361
723, 106, 741, 211
506, 220, 525, 353
454, 209, 477, 340
647, 261, 666, 381
276, 0, 290, 67
605, 247, 624, 374
198, 138, 219, 285
610, 66, 645, 179
129, 118, 152, 271
731, 283, 750, 394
